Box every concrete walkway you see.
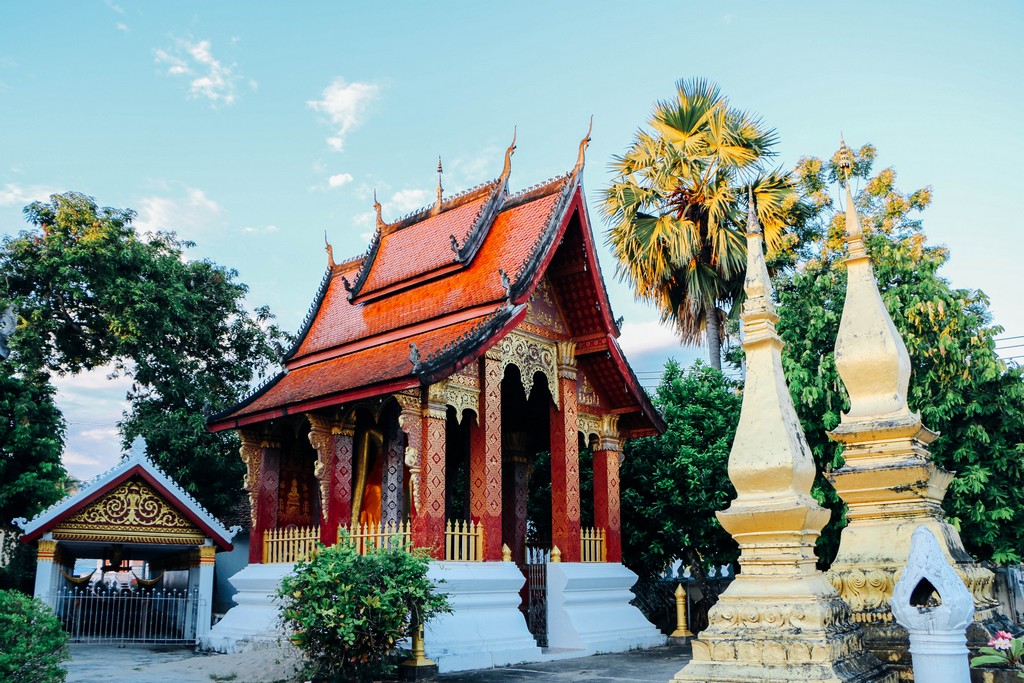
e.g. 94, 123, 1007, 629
65, 643, 691, 682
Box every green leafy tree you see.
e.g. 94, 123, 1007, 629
278, 538, 451, 682
0, 192, 289, 518
0, 368, 66, 591
603, 78, 794, 369
620, 359, 740, 580
0, 589, 70, 683
773, 144, 1024, 564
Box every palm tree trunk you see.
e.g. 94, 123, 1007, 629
706, 307, 722, 370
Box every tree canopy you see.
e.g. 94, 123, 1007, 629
0, 192, 289, 519
603, 78, 794, 369
620, 359, 740, 579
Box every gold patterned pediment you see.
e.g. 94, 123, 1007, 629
52, 476, 206, 545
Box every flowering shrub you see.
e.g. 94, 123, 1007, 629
277, 535, 450, 682
971, 631, 1024, 678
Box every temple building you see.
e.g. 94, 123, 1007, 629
202, 129, 666, 668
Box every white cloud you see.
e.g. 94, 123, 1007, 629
307, 78, 379, 151
104, 0, 125, 14
388, 188, 431, 214
134, 185, 222, 237
328, 173, 354, 188
241, 224, 279, 234
116, 22, 129, 32
617, 319, 683, 357
154, 38, 245, 107
64, 450, 102, 467
80, 426, 119, 441
0, 183, 57, 207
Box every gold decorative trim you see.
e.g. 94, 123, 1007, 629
199, 545, 217, 566
497, 330, 558, 403
37, 539, 57, 562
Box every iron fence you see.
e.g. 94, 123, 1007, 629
46, 586, 202, 645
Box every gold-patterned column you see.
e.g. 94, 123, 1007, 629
239, 431, 281, 564
550, 340, 581, 563
825, 161, 1002, 678
414, 384, 447, 559
592, 415, 622, 563
671, 201, 893, 683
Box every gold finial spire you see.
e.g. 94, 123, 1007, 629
833, 175, 913, 423
741, 189, 774, 316
324, 231, 336, 268
435, 156, 444, 208
373, 190, 384, 229
837, 134, 854, 186
574, 116, 593, 174
500, 127, 517, 184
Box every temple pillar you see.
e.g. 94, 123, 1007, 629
240, 432, 281, 564
413, 385, 447, 559
824, 172, 1004, 678
33, 538, 58, 600
197, 543, 216, 638
502, 451, 529, 565
381, 416, 404, 529
309, 415, 356, 544
592, 415, 622, 564
671, 199, 892, 683
470, 354, 503, 561
549, 341, 581, 563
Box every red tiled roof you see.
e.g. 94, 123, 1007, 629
360, 194, 489, 295
209, 155, 663, 436
292, 186, 562, 360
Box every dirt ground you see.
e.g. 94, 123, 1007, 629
65, 643, 692, 683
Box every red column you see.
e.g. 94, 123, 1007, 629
240, 432, 281, 564
414, 387, 447, 559
470, 355, 503, 561
309, 417, 355, 544
593, 419, 622, 563
550, 342, 581, 562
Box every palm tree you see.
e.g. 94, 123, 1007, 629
603, 78, 793, 370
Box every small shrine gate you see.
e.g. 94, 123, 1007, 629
13, 438, 237, 645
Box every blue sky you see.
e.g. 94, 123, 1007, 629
2, 1, 1022, 480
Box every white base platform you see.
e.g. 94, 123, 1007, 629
424, 561, 543, 672
200, 562, 293, 653
546, 562, 666, 653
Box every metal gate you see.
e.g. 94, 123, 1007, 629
47, 587, 201, 644
524, 547, 549, 647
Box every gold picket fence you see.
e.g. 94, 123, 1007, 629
580, 526, 607, 563
263, 525, 320, 564
339, 521, 412, 555
444, 519, 485, 562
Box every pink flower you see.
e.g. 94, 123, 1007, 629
989, 632, 1013, 651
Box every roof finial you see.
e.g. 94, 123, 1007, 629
324, 231, 336, 268
742, 188, 773, 314
837, 134, 854, 187
500, 127, 517, 184
373, 190, 384, 230
436, 156, 444, 208
574, 116, 593, 174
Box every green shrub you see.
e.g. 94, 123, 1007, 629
0, 589, 70, 683
277, 535, 451, 682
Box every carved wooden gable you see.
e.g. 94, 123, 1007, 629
52, 476, 206, 545
522, 277, 570, 339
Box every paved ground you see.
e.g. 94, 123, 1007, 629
65, 642, 692, 683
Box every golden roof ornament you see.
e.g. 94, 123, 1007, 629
499, 127, 516, 184
373, 190, 385, 230
833, 174, 914, 424
435, 156, 444, 209
574, 116, 593, 174
324, 231, 336, 269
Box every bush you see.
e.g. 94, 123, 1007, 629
277, 535, 451, 682
0, 589, 70, 683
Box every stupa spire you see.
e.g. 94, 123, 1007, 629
671, 195, 893, 683
833, 178, 913, 423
